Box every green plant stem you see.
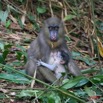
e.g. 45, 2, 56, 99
0, 63, 86, 103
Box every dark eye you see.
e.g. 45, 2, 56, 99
48, 26, 53, 31
48, 26, 59, 31
55, 26, 59, 30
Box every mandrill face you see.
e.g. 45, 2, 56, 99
43, 17, 65, 42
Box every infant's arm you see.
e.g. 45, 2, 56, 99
37, 60, 56, 71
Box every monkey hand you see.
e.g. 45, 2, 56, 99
37, 59, 42, 66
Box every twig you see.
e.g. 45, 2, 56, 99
49, 0, 54, 17
31, 68, 37, 88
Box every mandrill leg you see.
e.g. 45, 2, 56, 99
25, 59, 57, 83
38, 67, 57, 83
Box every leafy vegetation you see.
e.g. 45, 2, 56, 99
0, 0, 103, 103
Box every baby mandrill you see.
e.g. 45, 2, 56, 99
37, 50, 69, 79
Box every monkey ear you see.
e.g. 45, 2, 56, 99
59, 20, 64, 26
43, 20, 48, 27
44, 20, 47, 24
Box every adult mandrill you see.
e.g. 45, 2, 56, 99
25, 17, 82, 83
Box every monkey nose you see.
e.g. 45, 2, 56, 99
51, 34, 57, 41
52, 35, 56, 40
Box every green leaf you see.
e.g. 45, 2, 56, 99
18, 17, 24, 29
17, 90, 39, 98
48, 92, 61, 103
12, 61, 24, 66
99, 22, 103, 31
0, 11, 4, 21
5, 20, 11, 28
37, 7, 46, 14
23, 38, 31, 43
0, 71, 30, 84
91, 75, 103, 84
0, 10, 9, 23
16, 51, 23, 60
75, 78, 88, 87
65, 35, 71, 42
3, 50, 9, 60
0, 42, 4, 51
4, 44, 12, 49
0, 54, 5, 64
72, 51, 81, 57
72, 53, 96, 66
85, 87, 96, 96
2, 64, 13, 73
16, 45, 27, 59
62, 76, 86, 89
68, 99, 78, 103
28, 13, 40, 31
17, 0, 23, 3
64, 14, 76, 21
0, 93, 6, 99
81, 68, 99, 74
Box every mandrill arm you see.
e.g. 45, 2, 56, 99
61, 44, 82, 76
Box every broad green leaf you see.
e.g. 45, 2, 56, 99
0, 54, 5, 64
16, 51, 23, 60
99, 22, 103, 31
3, 50, 9, 60
17, 90, 39, 98
37, 7, 46, 14
91, 75, 103, 84
16, 45, 26, 51
23, 38, 31, 43
61, 76, 86, 89
0, 93, 6, 99
64, 14, 76, 21
0, 11, 3, 21
3, 10, 9, 22
2, 64, 13, 73
11, 61, 24, 66
65, 35, 71, 42
17, 17, 24, 29
68, 99, 78, 103
7, 5, 20, 13
5, 20, 11, 28
48, 92, 61, 103
76, 90, 86, 97
97, 37, 103, 57
17, 0, 23, 3
0, 72, 30, 84
72, 51, 81, 57
16, 45, 27, 59
72, 54, 96, 66
85, 87, 96, 96
0, 42, 4, 51
75, 78, 88, 87
4, 44, 12, 49
0, 10, 9, 23
81, 68, 99, 74
28, 13, 40, 30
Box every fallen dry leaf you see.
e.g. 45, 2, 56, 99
10, 23, 21, 30
9, 34, 21, 40
97, 37, 103, 57
21, 10, 26, 26
9, 15, 18, 24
